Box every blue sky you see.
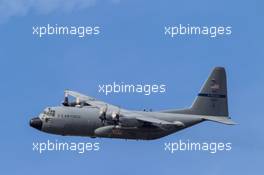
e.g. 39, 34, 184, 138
0, 0, 263, 174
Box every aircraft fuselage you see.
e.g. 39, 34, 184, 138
30, 106, 203, 140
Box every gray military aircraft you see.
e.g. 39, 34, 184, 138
30, 67, 235, 140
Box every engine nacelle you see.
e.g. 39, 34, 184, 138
94, 125, 115, 137
94, 125, 138, 137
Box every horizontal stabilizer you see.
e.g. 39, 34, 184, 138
202, 116, 236, 125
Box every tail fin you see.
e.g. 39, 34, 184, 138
191, 67, 228, 116
163, 67, 236, 125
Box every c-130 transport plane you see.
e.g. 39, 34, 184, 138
30, 67, 236, 140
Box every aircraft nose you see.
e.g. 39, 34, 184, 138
29, 117, 43, 130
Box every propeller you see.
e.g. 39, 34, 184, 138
111, 109, 120, 121
111, 108, 121, 125
75, 97, 81, 107
99, 106, 122, 125
99, 105, 108, 124
62, 91, 69, 106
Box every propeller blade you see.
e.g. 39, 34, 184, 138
62, 91, 69, 106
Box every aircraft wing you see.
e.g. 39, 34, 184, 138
135, 115, 185, 128
65, 90, 111, 108
136, 116, 173, 125
65, 90, 96, 101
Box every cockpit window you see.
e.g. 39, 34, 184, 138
43, 108, 55, 117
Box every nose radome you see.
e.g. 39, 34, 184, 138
29, 117, 43, 130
